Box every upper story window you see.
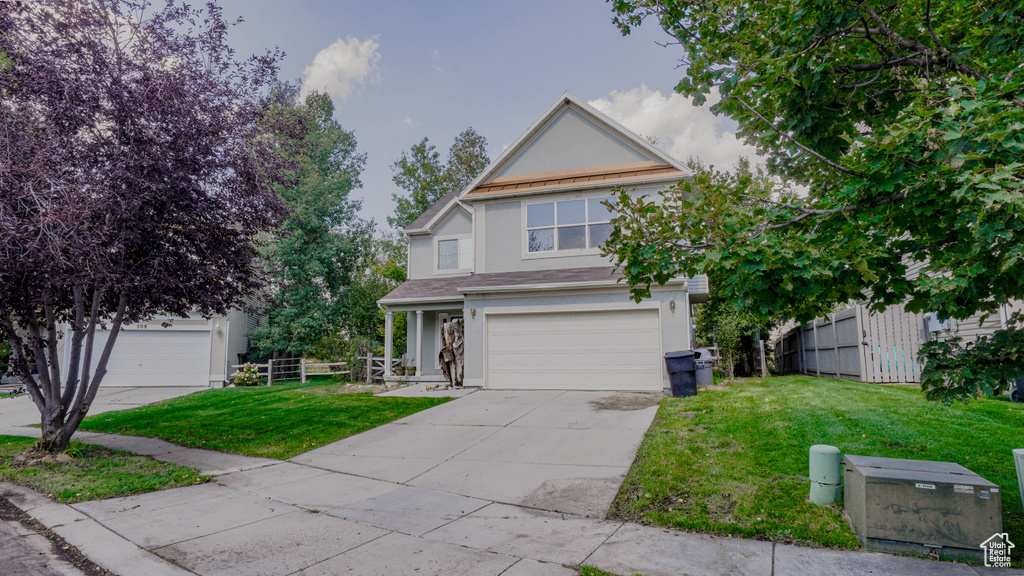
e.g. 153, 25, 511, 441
436, 236, 472, 271
526, 197, 615, 253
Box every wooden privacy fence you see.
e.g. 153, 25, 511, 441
775, 304, 927, 384
231, 358, 349, 385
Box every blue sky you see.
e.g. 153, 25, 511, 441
214, 0, 758, 227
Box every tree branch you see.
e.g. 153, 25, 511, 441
723, 95, 869, 179
0, 312, 45, 412
61, 286, 86, 410
68, 293, 127, 430
861, 4, 986, 81
75, 287, 101, 413
746, 189, 911, 238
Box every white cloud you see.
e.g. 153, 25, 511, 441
301, 36, 381, 102
403, 116, 420, 127
431, 48, 442, 73
588, 85, 762, 170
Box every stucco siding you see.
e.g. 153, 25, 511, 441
408, 237, 433, 279
496, 108, 650, 178
434, 207, 472, 237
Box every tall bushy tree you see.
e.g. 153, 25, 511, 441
249, 84, 373, 359
606, 0, 1024, 401
388, 128, 489, 230
0, 1, 292, 450
685, 160, 782, 377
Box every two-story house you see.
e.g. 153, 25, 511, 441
379, 92, 709, 392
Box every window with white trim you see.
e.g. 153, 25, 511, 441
437, 237, 472, 271
526, 197, 615, 253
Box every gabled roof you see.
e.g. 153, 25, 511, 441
405, 91, 687, 235
404, 189, 462, 233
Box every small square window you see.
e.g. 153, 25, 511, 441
558, 226, 586, 250
527, 203, 554, 228
528, 228, 554, 252
588, 197, 615, 221
438, 238, 473, 270
589, 223, 612, 247
557, 199, 585, 225
438, 239, 459, 270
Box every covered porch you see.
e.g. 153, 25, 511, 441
378, 275, 467, 383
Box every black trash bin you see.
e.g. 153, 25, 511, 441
694, 348, 714, 387
665, 350, 697, 397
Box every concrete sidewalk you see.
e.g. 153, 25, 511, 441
3, 388, 1021, 575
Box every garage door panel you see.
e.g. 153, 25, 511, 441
486, 309, 662, 391
81, 330, 211, 387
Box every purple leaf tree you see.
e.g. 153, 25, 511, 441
0, 0, 296, 451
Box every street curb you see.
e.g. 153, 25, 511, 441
0, 482, 195, 576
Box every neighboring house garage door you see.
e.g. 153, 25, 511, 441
486, 309, 662, 391
82, 330, 211, 387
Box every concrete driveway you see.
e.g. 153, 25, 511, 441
291, 389, 660, 517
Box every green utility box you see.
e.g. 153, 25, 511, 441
844, 455, 1002, 562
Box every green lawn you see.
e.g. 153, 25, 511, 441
611, 375, 1024, 551
78, 382, 451, 459
0, 435, 206, 503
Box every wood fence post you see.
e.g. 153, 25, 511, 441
813, 322, 821, 377
267, 358, 274, 386
833, 314, 841, 379
365, 354, 372, 383
300, 358, 306, 384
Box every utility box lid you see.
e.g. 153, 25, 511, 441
844, 455, 1002, 559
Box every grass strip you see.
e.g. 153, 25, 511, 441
79, 382, 451, 459
611, 375, 1024, 551
0, 435, 206, 504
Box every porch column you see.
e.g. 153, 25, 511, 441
384, 311, 394, 377
416, 310, 424, 374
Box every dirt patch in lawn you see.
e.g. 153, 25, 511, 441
590, 392, 663, 411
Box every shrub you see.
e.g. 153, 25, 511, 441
230, 363, 264, 387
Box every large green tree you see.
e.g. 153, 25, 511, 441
685, 160, 786, 377
250, 85, 373, 359
605, 0, 1024, 402
388, 128, 489, 230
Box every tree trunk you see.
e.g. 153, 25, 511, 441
39, 420, 71, 452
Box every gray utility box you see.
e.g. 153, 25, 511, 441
845, 455, 1002, 562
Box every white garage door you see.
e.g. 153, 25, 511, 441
486, 309, 663, 391
87, 330, 211, 387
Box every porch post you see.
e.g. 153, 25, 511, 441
416, 310, 424, 374
384, 311, 394, 377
